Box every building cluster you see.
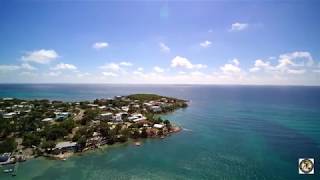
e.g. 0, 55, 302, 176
0, 99, 34, 119
0, 94, 187, 161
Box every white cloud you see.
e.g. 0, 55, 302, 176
21, 63, 37, 71
159, 42, 170, 53
250, 51, 315, 75
99, 61, 133, 72
220, 63, 241, 74
153, 66, 164, 73
232, 58, 240, 66
22, 49, 58, 64
133, 67, 145, 76
93, 42, 109, 49
200, 40, 212, 48
99, 63, 121, 72
133, 71, 144, 76
19, 71, 37, 77
171, 56, 207, 69
119, 62, 133, 66
0, 63, 37, 72
278, 51, 313, 67
287, 69, 306, 74
229, 22, 248, 31
249, 59, 272, 72
77, 72, 90, 77
52, 63, 77, 71
102, 72, 118, 77
48, 71, 61, 77
0, 65, 21, 72
190, 71, 204, 76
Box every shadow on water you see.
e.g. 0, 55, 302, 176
243, 117, 320, 160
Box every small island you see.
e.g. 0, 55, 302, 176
0, 94, 188, 167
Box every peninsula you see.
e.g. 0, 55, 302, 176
0, 94, 188, 165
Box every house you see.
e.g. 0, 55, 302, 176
55, 112, 70, 120
133, 104, 140, 108
114, 113, 122, 122
98, 106, 107, 110
160, 98, 168, 102
143, 103, 152, 107
0, 153, 12, 165
128, 113, 146, 122
151, 105, 162, 113
121, 106, 129, 112
87, 104, 98, 108
114, 112, 129, 122
153, 124, 164, 129
42, 118, 54, 122
3, 112, 16, 119
54, 141, 77, 152
99, 112, 113, 121
115, 96, 122, 100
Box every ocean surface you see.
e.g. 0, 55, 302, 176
0, 84, 319, 180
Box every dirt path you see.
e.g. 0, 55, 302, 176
74, 108, 84, 122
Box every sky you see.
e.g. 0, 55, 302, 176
0, 0, 320, 85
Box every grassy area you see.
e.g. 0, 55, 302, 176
127, 94, 174, 101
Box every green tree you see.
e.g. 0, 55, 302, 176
77, 136, 87, 150
60, 119, 75, 133
164, 120, 171, 129
157, 129, 163, 136
0, 138, 17, 153
41, 140, 56, 149
140, 128, 148, 138
99, 123, 110, 138
45, 126, 68, 141
130, 129, 140, 139
22, 133, 41, 147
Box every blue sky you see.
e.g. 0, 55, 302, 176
0, 1, 320, 85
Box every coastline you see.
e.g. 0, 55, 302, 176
0, 94, 187, 168
42, 124, 182, 161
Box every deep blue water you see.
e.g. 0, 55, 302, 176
0, 84, 319, 179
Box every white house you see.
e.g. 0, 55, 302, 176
114, 113, 121, 122
98, 106, 107, 110
100, 112, 113, 121
54, 141, 77, 151
121, 106, 129, 112
55, 112, 70, 120
87, 104, 98, 108
151, 105, 162, 113
143, 103, 152, 107
153, 124, 164, 129
3, 112, 16, 119
42, 118, 54, 122
128, 113, 146, 122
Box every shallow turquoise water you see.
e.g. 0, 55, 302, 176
0, 84, 319, 179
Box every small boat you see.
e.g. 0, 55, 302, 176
62, 158, 67, 161
135, 142, 141, 146
3, 169, 13, 173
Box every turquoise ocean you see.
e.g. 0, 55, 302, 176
0, 84, 319, 180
